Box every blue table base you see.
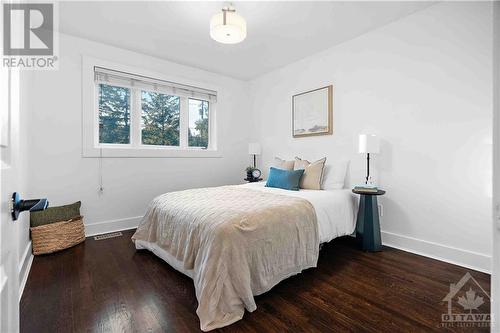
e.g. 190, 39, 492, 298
356, 194, 382, 252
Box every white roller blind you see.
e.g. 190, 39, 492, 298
94, 66, 217, 102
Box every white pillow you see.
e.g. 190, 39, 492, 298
273, 157, 294, 170
322, 160, 349, 190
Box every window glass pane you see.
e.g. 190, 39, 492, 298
98, 84, 130, 144
188, 99, 209, 148
141, 91, 180, 146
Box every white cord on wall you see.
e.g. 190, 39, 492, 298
98, 147, 104, 194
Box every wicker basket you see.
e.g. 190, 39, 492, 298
31, 216, 85, 255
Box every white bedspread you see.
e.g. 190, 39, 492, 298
133, 183, 357, 331
133, 185, 320, 331
240, 182, 357, 243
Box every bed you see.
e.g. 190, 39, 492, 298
132, 182, 356, 331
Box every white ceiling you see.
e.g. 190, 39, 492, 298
59, 1, 435, 80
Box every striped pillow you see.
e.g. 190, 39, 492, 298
294, 157, 327, 190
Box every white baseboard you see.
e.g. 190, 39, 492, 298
85, 216, 142, 237
381, 230, 491, 274
84, 216, 492, 274
19, 241, 34, 300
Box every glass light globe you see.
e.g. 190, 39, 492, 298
210, 10, 247, 44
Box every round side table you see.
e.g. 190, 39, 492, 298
352, 189, 386, 252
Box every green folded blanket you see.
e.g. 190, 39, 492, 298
30, 201, 81, 227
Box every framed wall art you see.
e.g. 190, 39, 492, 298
292, 85, 333, 138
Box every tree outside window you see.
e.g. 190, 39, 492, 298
141, 91, 180, 146
188, 99, 209, 148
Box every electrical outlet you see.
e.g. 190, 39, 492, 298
378, 203, 384, 217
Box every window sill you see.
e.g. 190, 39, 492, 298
82, 146, 222, 158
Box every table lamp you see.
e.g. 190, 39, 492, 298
358, 134, 379, 184
248, 143, 261, 168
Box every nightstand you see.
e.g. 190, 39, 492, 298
352, 189, 386, 252
244, 178, 263, 183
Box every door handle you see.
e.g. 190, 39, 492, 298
10, 192, 49, 221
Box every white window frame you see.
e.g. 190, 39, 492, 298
82, 56, 220, 158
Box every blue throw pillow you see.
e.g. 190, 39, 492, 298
265, 167, 304, 191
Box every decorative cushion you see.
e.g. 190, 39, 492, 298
294, 157, 327, 190
322, 160, 349, 190
265, 167, 304, 191
273, 157, 295, 171
30, 201, 81, 227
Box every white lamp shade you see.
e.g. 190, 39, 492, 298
210, 10, 247, 44
358, 134, 380, 154
248, 143, 261, 155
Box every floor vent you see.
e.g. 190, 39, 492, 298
94, 232, 123, 241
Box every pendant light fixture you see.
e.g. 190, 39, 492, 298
210, 4, 247, 44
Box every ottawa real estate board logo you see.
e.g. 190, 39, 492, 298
441, 272, 491, 328
2, 2, 58, 69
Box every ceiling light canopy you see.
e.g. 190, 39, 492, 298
210, 5, 246, 44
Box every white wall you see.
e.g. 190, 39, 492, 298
21, 3, 493, 274
24, 33, 251, 236
249, 2, 492, 272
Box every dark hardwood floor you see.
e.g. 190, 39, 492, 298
21, 229, 490, 333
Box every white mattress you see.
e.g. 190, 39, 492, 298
135, 183, 357, 278
240, 182, 357, 243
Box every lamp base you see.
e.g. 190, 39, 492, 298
365, 153, 371, 185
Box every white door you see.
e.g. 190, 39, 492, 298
0, 65, 22, 331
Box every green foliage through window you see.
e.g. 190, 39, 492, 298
188, 99, 209, 148
98, 84, 130, 144
95, 71, 213, 151
141, 91, 180, 146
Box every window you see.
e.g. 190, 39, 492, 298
98, 84, 131, 144
84, 60, 219, 158
141, 91, 180, 146
188, 98, 209, 148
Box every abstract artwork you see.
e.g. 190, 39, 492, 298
292, 85, 333, 138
